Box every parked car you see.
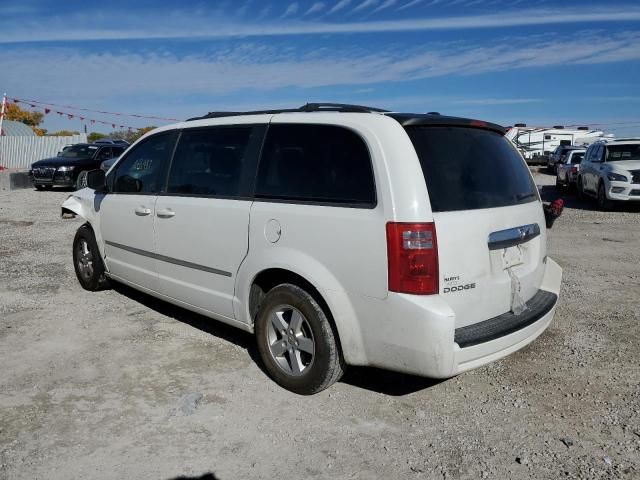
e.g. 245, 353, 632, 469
61, 103, 562, 394
577, 139, 640, 210
556, 149, 585, 188
31, 143, 127, 190
100, 156, 119, 172
548, 145, 584, 173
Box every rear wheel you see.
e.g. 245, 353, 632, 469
255, 284, 345, 395
35, 184, 45, 191
577, 177, 585, 200
555, 175, 563, 189
73, 224, 110, 291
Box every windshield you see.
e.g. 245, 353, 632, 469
406, 126, 538, 212
606, 144, 640, 162
59, 145, 99, 158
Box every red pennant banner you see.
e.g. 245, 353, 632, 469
67, 114, 74, 119
44, 108, 51, 114
112, 124, 116, 128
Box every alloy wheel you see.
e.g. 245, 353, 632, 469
266, 304, 315, 377
76, 238, 94, 281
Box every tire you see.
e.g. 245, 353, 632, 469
76, 171, 88, 190
555, 175, 563, 189
577, 177, 585, 200
44, 185, 53, 191
35, 184, 45, 191
255, 283, 345, 395
73, 224, 110, 291
597, 182, 613, 211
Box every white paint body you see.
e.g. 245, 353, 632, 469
62, 112, 562, 378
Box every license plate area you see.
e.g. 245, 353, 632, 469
501, 245, 524, 270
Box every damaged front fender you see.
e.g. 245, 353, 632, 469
61, 190, 107, 261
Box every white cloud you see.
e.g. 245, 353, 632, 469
373, 0, 398, 13
3, 6, 639, 43
327, 0, 352, 15
304, 2, 326, 15
281, 2, 299, 18
351, 0, 378, 13
398, 0, 423, 10
3, 32, 639, 103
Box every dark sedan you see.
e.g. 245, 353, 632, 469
30, 143, 126, 190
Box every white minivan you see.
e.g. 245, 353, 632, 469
62, 103, 562, 394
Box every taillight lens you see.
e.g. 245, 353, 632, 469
386, 222, 439, 295
571, 167, 578, 174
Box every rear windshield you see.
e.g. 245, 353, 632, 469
570, 152, 584, 164
406, 126, 538, 212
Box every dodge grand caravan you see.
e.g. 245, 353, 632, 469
62, 103, 562, 394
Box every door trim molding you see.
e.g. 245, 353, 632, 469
105, 240, 232, 277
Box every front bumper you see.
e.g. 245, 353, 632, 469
606, 181, 640, 201
30, 171, 75, 187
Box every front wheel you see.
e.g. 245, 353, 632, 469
597, 182, 613, 211
76, 171, 88, 190
73, 224, 110, 291
255, 284, 345, 395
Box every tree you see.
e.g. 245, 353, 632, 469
5, 103, 44, 127
109, 126, 157, 144
48, 130, 80, 137
87, 132, 107, 143
4, 103, 45, 135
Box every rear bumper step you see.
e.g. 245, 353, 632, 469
454, 290, 558, 348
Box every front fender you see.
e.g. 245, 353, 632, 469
61, 190, 107, 261
234, 247, 368, 366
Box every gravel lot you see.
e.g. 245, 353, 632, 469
1, 170, 639, 480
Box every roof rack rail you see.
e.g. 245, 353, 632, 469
186, 103, 388, 121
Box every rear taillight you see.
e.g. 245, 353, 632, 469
570, 167, 578, 174
386, 222, 439, 295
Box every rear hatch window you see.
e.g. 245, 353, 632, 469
406, 126, 538, 212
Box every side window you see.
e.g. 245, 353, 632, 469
97, 147, 113, 161
167, 127, 253, 197
111, 147, 125, 157
113, 131, 178, 193
255, 124, 376, 206
593, 145, 604, 162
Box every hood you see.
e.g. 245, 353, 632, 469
31, 156, 94, 168
608, 160, 640, 172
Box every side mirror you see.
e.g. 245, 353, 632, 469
86, 169, 108, 193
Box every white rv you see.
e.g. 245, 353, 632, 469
505, 125, 610, 162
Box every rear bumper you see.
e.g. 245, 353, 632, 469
353, 258, 562, 378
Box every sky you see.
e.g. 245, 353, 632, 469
1, 0, 640, 136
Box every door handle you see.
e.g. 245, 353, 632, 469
134, 206, 151, 216
156, 208, 176, 218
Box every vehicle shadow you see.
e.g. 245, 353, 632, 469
111, 282, 262, 367
111, 282, 442, 396
168, 474, 220, 480
341, 367, 444, 396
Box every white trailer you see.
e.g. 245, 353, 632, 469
505, 125, 610, 162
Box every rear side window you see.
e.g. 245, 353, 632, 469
167, 127, 253, 197
406, 126, 537, 212
255, 124, 376, 207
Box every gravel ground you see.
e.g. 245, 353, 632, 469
1, 170, 639, 480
